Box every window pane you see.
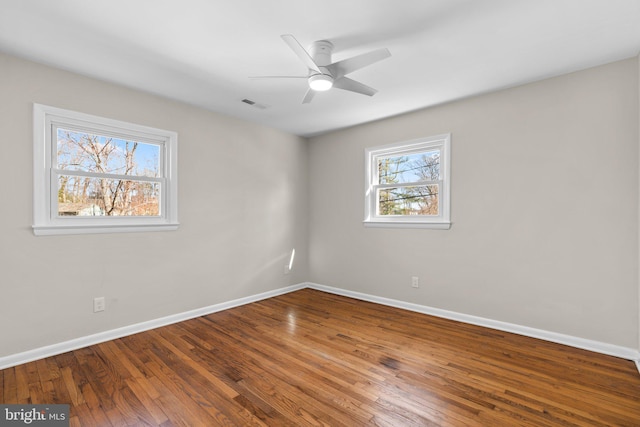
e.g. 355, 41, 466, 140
378, 185, 439, 216
378, 150, 440, 184
56, 128, 160, 178
58, 175, 160, 217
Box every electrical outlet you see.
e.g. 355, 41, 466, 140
411, 276, 419, 288
93, 297, 106, 312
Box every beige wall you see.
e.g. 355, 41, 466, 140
1, 51, 638, 358
0, 53, 309, 357
308, 58, 639, 349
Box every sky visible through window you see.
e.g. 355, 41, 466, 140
378, 150, 439, 184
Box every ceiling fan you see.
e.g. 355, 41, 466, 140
253, 34, 391, 104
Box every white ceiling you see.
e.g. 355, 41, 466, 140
1, 0, 639, 137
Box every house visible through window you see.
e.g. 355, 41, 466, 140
364, 134, 451, 229
33, 104, 178, 235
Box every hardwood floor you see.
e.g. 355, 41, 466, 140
1, 288, 639, 426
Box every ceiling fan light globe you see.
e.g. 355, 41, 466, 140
309, 74, 333, 91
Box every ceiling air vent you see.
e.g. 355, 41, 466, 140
241, 98, 268, 109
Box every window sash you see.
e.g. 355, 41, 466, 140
375, 149, 441, 185
49, 122, 169, 220
376, 183, 440, 217
52, 171, 165, 219
52, 168, 164, 183
373, 179, 440, 190
52, 123, 166, 177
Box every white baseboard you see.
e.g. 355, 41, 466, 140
2, 281, 639, 376
0, 283, 306, 370
305, 282, 640, 368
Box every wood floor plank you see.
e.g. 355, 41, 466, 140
2, 368, 16, 404
12, 363, 30, 403
1, 288, 639, 426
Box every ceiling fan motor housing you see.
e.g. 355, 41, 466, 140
309, 40, 334, 67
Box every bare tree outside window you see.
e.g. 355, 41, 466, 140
377, 150, 440, 216
56, 129, 161, 217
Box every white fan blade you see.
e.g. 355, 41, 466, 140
302, 88, 316, 104
249, 75, 308, 79
281, 34, 321, 73
333, 77, 378, 96
328, 48, 390, 77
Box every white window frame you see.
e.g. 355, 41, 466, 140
33, 103, 179, 236
364, 134, 451, 229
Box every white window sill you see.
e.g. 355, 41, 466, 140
363, 220, 451, 230
33, 223, 179, 236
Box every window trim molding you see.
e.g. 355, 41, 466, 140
33, 103, 179, 236
364, 134, 451, 229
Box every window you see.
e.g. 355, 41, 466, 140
33, 104, 178, 235
364, 134, 451, 229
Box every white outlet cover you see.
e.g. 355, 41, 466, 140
93, 297, 106, 312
